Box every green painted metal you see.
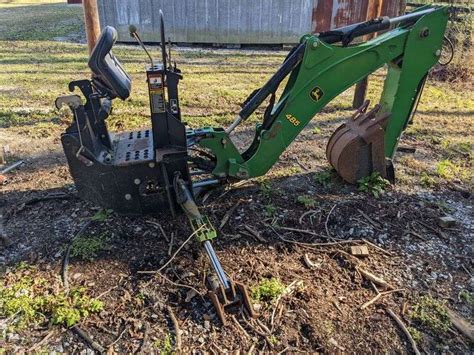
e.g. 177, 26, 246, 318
197, 6, 448, 179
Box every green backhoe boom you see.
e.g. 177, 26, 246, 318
195, 6, 448, 180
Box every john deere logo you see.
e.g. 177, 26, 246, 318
310, 87, 324, 102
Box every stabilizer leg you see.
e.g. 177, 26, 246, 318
174, 177, 257, 325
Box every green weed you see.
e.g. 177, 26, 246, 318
268, 335, 279, 345
357, 172, 390, 198
251, 278, 285, 303
0, 268, 103, 329
264, 204, 277, 218
420, 172, 436, 188
410, 296, 451, 334
91, 208, 114, 222
154, 333, 174, 354
297, 195, 317, 208
407, 326, 423, 344
312, 126, 321, 134
459, 289, 474, 306
436, 159, 467, 181
314, 170, 332, 187
259, 180, 273, 198
70, 233, 108, 261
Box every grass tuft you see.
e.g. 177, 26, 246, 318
410, 295, 451, 334
314, 169, 332, 187
357, 172, 390, 198
251, 278, 285, 303
0, 265, 103, 330
297, 195, 317, 208
70, 233, 109, 261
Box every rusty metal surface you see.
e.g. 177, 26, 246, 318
326, 103, 390, 184
207, 280, 257, 325
312, 0, 404, 33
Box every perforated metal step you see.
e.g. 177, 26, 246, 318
112, 129, 154, 166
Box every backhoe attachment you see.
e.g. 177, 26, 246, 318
326, 102, 391, 184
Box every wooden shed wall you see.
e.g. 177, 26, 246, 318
98, 0, 314, 44
97, 0, 404, 44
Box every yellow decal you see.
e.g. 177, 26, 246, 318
285, 113, 300, 126
310, 86, 324, 102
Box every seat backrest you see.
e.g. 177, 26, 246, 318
88, 26, 132, 100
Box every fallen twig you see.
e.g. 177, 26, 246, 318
232, 315, 251, 339
271, 280, 303, 330
386, 308, 421, 355
325, 204, 337, 239
61, 220, 92, 292
220, 200, 241, 229
361, 238, 393, 256
167, 305, 182, 352
145, 220, 169, 242
71, 325, 105, 353
356, 266, 395, 290
298, 209, 319, 225
107, 322, 127, 349
135, 321, 149, 354
167, 232, 174, 256
303, 253, 318, 268
28, 329, 56, 352
269, 224, 323, 238
243, 225, 267, 242
138, 225, 205, 274
357, 209, 383, 230
417, 221, 449, 241
157, 273, 203, 298
446, 308, 474, 342
266, 223, 362, 247
360, 289, 405, 309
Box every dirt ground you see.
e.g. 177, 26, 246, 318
1, 113, 473, 353
1, 1, 473, 354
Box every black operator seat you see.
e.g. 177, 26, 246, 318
88, 26, 132, 100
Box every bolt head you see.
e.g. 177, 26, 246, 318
312, 40, 319, 48
125, 194, 132, 200
148, 162, 156, 168
134, 178, 141, 185
435, 49, 441, 57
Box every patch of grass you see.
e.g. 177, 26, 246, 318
259, 180, 274, 199
297, 195, 317, 208
420, 172, 437, 188
314, 169, 332, 187
272, 166, 302, 178
459, 289, 474, 306
70, 233, 108, 261
264, 204, 277, 218
436, 159, 468, 182
432, 200, 453, 214
311, 126, 321, 134
251, 278, 285, 303
91, 208, 114, 222
410, 295, 451, 334
0, 266, 103, 329
407, 326, 423, 344
154, 333, 174, 354
268, 335, 279, 346
0, 2, 84, 41
357, 172, 390, 198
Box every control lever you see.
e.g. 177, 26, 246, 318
128, 25, 154, 68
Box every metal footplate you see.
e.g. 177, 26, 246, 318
174, 177, 257, 325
